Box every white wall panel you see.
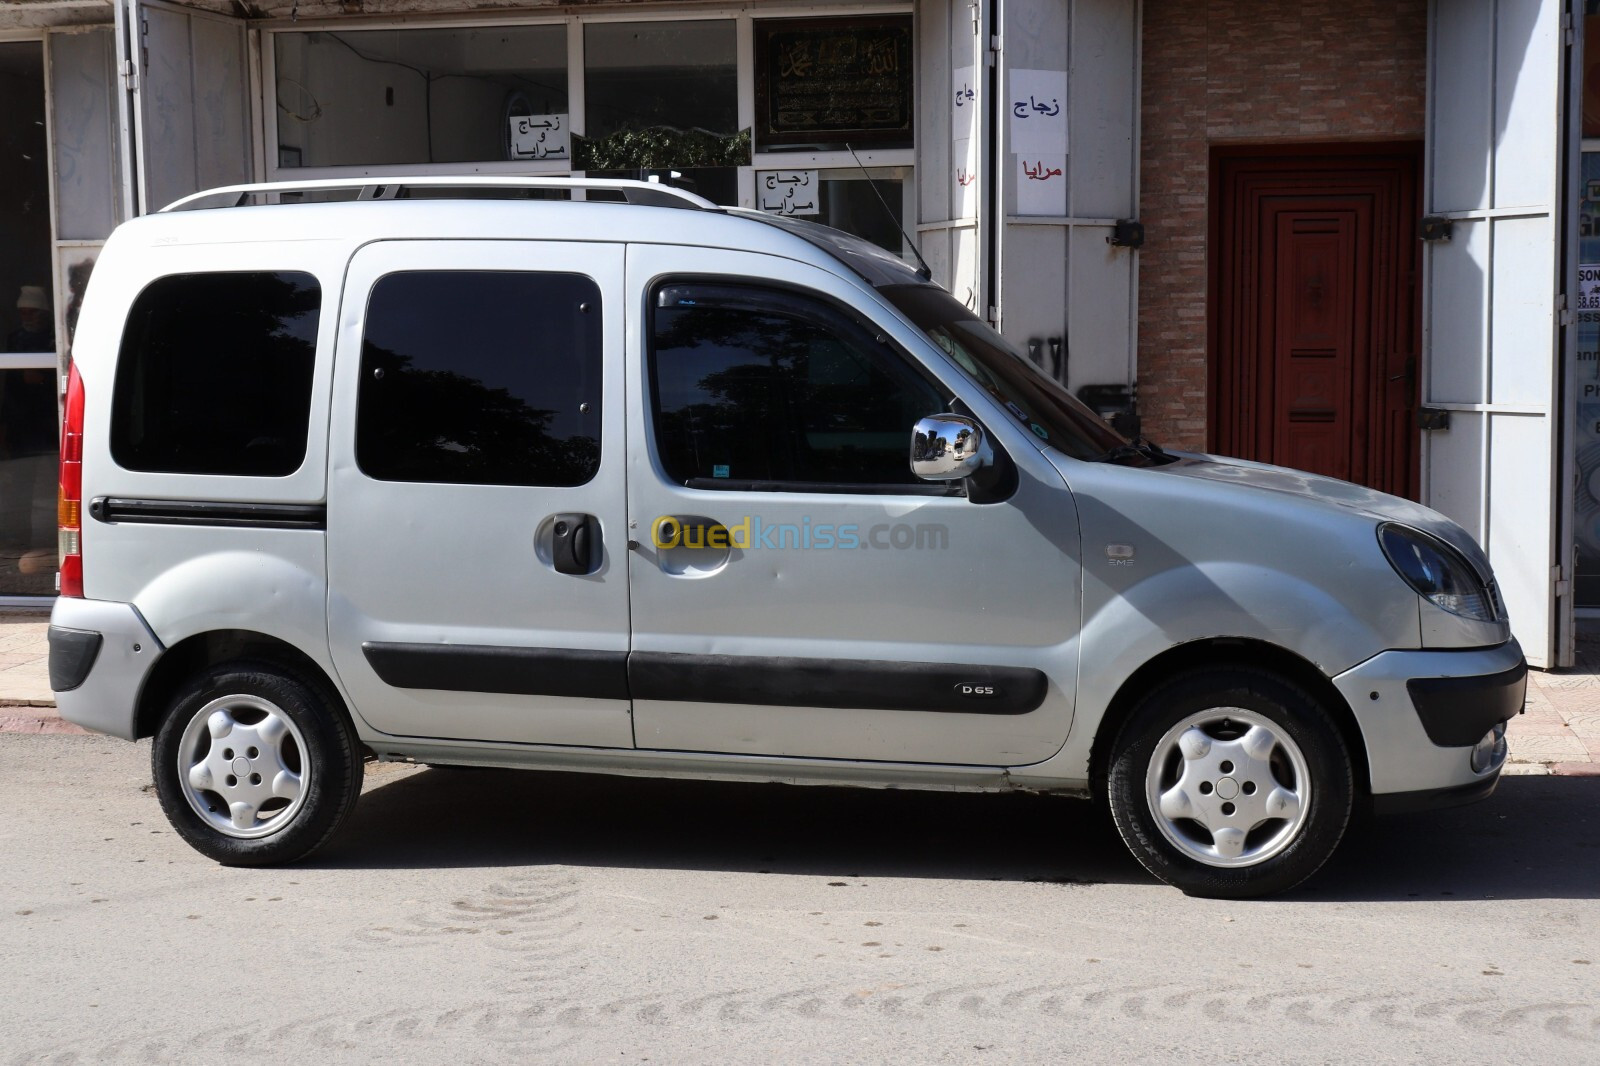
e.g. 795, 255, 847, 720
1065, 0, 1136, 221
1491, 0, 1557, 209
1424, 411, 1488, 547
139, 7, 197, 212
1066, 226, 1135, 389
1490, 214, 1555, 406
1489, 413, 1556, 645
1425, 218, 1488, 404
190, 17, 252, 193
49, 29, 121, 241
1428, 0, 1493, 213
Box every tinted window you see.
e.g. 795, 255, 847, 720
357, 271, 601, 487
650, 283, 943, 489
111, 272, 320, 476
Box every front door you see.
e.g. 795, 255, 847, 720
326, 240, 633, 747
623, 244, 1081, 767
1211, 146, 1422, 499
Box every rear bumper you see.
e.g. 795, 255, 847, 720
1333, 639, 1525, 807
48, 598, 164, 741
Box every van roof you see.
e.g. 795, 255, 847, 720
127, 176, 928, 290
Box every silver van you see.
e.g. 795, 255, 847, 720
48, 177, 1526, 898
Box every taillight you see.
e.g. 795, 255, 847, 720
58, 362, 84, 597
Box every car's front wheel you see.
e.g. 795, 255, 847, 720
151, 660, 363, 865
1105, 667, 1353, 898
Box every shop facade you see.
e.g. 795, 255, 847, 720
0, 0, 1581, 669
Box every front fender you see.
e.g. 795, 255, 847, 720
1017, 561, 1412, 784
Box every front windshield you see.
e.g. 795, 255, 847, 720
879, 284, 1129, 461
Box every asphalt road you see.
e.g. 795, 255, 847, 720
1, 733, 1597, 1065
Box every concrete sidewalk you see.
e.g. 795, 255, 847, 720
1, 610, 1595, 774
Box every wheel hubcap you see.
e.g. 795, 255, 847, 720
177, 694, 309, 839
1144, 707, 1311, 868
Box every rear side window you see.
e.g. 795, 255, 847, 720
111, 271, 320, 476
356, 271, 602, 487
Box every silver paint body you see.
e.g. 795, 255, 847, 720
53, 190, 1518, 801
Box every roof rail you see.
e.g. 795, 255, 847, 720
159, 176, 717, 213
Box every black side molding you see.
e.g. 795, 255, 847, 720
48, 626, 103, 692
629, 652, 1049, 715
1406, 659, 1528, 747
90, 497, 326, 530
360, 643, 1049, 716
363, 643, 629, 700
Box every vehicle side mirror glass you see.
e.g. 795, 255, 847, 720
911, 414, 991, 481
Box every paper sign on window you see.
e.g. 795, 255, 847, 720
953, 66, 978, 219
758, 171, 821, 216
508, 114, 570, 160
1016, 154, 1067, 217
1008, 70, 1067, 155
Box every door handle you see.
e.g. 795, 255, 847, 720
551, 512, 597, 575
654, 517, 731, 548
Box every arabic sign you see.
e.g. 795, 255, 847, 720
1008, 69, 1067, 155
1016, 155, 1067, 216
757, 171, 821, 216
754, 15, 914, 149
952, 65, 978, 220
508, 113, 570, 160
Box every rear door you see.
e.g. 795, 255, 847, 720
326, 240, 633, 747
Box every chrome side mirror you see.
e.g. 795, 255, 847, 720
911, 414, 991, 481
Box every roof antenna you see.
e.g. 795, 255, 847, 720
846, 143, 932, 281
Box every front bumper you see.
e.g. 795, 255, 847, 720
48, 598, 164, 741
1333, 639, 1525, 808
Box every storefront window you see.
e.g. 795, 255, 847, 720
1575, 150, 1600, 606
273, 27, 569, 168
583, 21, 737, 142
0, 368, 60, 595
1, 42, 53, 356
0, 42, 58, 597
1575, 3, 1600, 607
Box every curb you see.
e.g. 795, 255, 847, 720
0, 712, 86, 736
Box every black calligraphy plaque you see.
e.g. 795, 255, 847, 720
754, 16, 914, 150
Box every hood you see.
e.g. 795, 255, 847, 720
1146, 451, 1492, 573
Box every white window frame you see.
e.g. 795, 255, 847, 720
258, 4, 917, 254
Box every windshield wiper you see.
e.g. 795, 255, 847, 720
1094, 435, 1169, 465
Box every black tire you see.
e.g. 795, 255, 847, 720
1105, 667, 1353, 899
151, 659, 364, 866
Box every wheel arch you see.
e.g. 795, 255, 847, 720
1087, 637, 1370, 803
134, 629, 351, 742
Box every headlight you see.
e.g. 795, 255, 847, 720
1378, 524, 1499, 622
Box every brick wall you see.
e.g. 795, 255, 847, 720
1137, 0, 1426, 450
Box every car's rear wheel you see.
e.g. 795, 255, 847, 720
151, 660, 363, 865
1105, 667, 1353, 898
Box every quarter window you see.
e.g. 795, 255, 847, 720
111, 271, 320, 476
357, 271, 602, 487
649, 282, 944, 490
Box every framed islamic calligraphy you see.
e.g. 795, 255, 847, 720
753, 15, 914, 151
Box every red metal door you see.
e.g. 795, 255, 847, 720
1210, 146, 1420, 499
